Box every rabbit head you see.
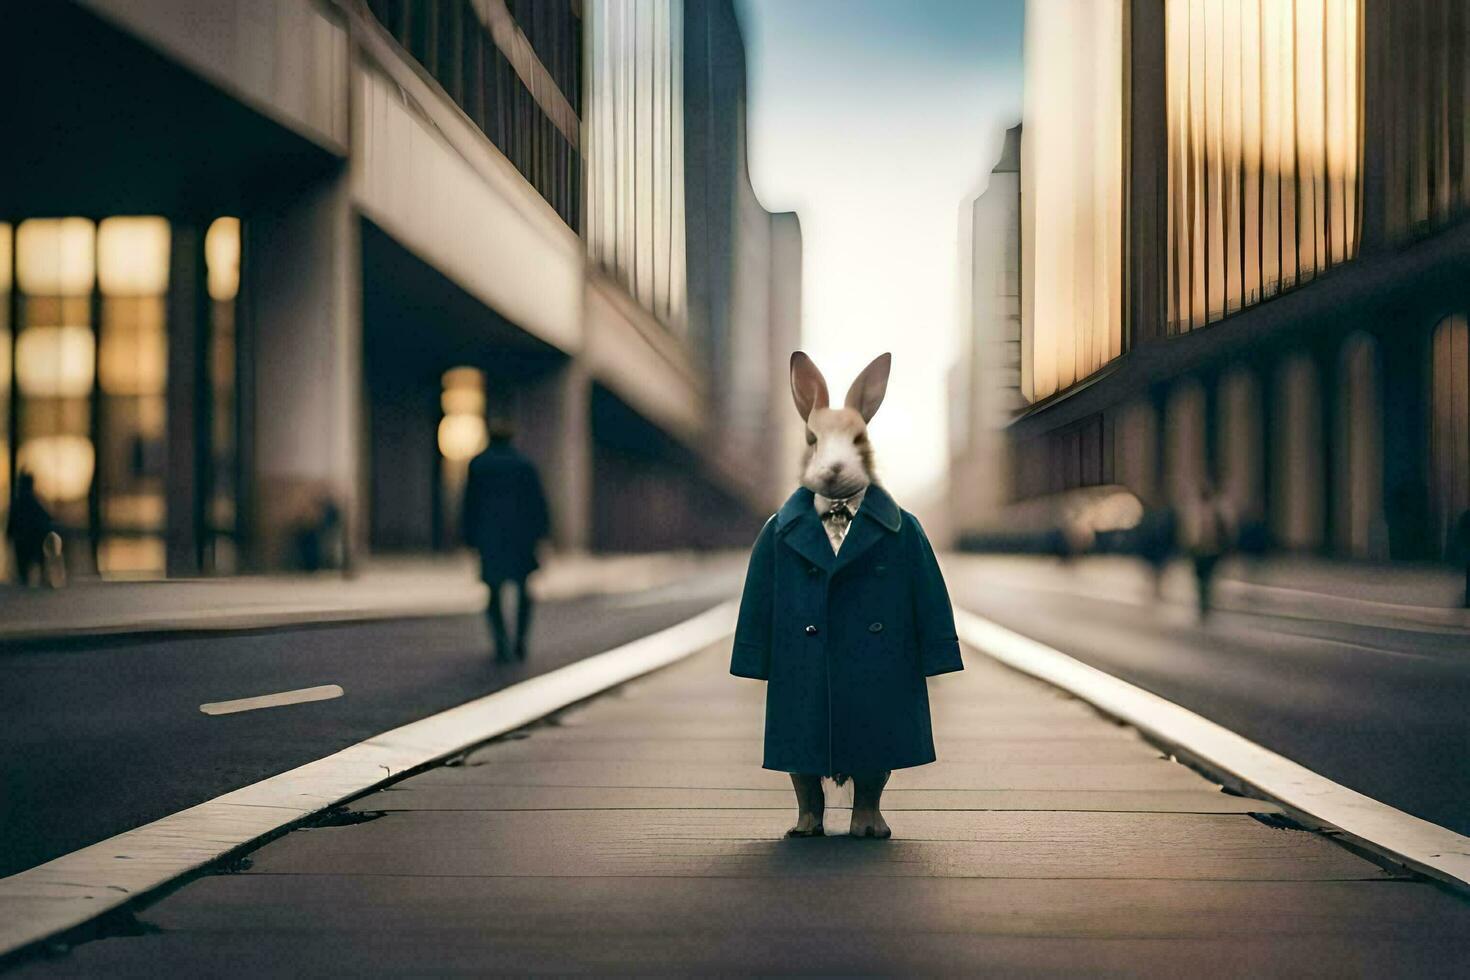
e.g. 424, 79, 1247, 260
789, 351, 891, 499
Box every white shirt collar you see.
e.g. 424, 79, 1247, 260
814, 486, 867, 517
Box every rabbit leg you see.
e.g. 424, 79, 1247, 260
849, 770, 891, 838
785, 773, 825, 836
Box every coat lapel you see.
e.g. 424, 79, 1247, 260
775, 488, 835, 570
774, 485, 903, 574
831, 484, 902, 575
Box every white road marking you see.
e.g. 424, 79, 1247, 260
200, 685, 345, 716
954, 607, 1470, 894
0, 600, 738, 958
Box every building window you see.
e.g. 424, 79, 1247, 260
439, 366, 488, 548
96, 216, 170, 578
206, 216, 241, 572
1020, 0, 1123, 402
13, 218, 98, 570
0, 223, 9, 580
583, 0, 688, 333
3, 215, 239, 580
1166, 0, 1361, 335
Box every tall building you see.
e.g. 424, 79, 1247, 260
0, 0, 799, 579
950, 124, 1022, 535
988, 0, 1469, 561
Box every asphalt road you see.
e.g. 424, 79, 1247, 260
0, 571, 739, 877
947, 559, 1470, 837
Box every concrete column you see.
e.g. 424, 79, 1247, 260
242, 169, 362, 570
517, 359, 591, 551
165, 223, 207, 576
1314, 342, 1341, 554
1381, 326, 1431, 559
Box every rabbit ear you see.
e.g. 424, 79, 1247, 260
790, 351, 830, 421
844, 352, 892, 422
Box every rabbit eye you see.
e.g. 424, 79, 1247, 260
854, 431, 868, 445
805, 429, 817, 446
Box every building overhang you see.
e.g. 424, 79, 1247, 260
0, 2, 344, 218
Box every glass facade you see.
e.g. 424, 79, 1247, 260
584, 0, 688, 333
13, 219, 98, 571
364, 0, 583, 230
96, 216, 170, 577
1365, 1, 1470, 246
1020, 0, 1123, 402
1165, 0, 1361, 334
2, 217, 240, 580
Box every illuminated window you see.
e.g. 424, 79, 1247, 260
206, 217, 241, 302
1020, 0, 1124, 402
1166, 0, 1360, 334
206, 216, 241, 572
0, 223, 10, 580
16, 218, 94, 296
14, 219, 97, 549
16, 325, 94, 398
439, 367, 488, 461
96, 216, 171, 577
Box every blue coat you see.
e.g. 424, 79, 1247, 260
731, 484, 963, 775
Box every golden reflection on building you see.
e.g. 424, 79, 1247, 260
1166, 0, 1360, 334
1020, 0, 1123, 402
2, 215, 241, 579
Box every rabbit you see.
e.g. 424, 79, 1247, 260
731, 351, 964, 840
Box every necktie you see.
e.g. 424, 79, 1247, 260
823, 501, 853, 548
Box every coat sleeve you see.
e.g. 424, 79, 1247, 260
730, 516, 777, 680
526, 466, 551, 541
461, 465, 480, 547
909, 517, 963, 677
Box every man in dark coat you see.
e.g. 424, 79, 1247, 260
462, 422, 550, 662
732, 352, 962, 840
7, 471, 55, 587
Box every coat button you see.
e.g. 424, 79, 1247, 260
804, 625, 819, 636
868, 622, 883, 633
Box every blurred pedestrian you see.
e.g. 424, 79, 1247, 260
1136, 506, 1177, 599
1182, 481, 1235, 620
294, 496, 345, 572
463, 420, 550, 662
7, 471, 55, 587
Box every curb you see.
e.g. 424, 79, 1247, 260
954, 608, 1470, 896
0, 596, 488, 648
0, 601, 738, 960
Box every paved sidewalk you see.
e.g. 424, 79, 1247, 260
24, 642, 1470, 975
0, 551, 743, 643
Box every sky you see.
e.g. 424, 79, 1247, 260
736, 0, 1024, 504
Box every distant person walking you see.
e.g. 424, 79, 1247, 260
462, 421, 550, 662
1182, 481, 1235, 620
7, 471, 55, 587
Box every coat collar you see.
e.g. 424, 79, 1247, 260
775, 484, 902, 571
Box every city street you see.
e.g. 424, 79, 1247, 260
5, 0, 1470, 972
0, 565, 739, 878
946, 555, 1470, 837
13, 632, 1469, 975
